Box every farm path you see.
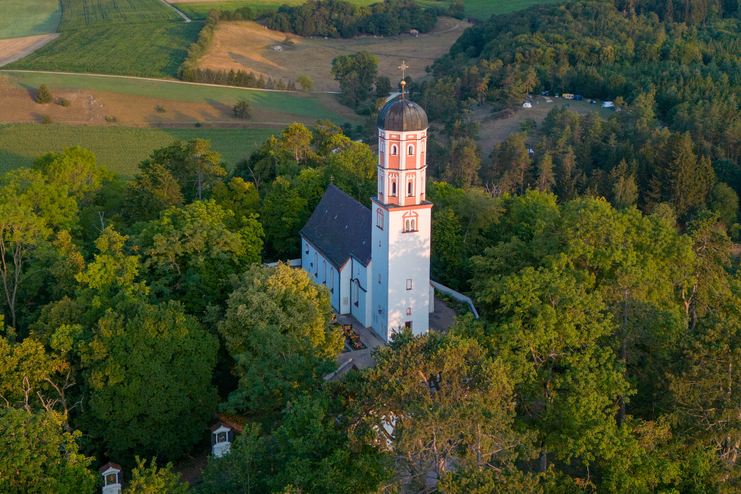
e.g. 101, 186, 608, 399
0, 34, 59, 68
159, 0, 191, 22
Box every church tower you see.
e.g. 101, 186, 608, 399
371, 81, 432, 341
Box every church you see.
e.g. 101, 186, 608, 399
300, 95, 433, 342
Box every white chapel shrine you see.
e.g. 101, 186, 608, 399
300, 96, 433, 341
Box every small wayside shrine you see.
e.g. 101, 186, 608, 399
100, 462, 122, 494
301, 67, 433, 341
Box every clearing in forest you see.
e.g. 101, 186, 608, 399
462, 0, 567, 19
197, 17, 467, 91
0, 0, 62, 40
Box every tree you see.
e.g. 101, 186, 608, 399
331, 51, 379, 108
133, 201, 263, 313
259, 177, 308, 259
139, 139, 226, 202
121, 163, 184, 224
709, 182, 738, 227
296, 75, 313, 91
446, 137, 481, 190
375, 75, 392, 97
535, 152, 555, 192
233, 100, 252, 119
361, 330, 534, 491
210, 177, 261, 228
80, 301, 218, 462
219, 263, 343, 414
36, 84, 53, 104
125, 457, 189, 494
0, 408, 97, 494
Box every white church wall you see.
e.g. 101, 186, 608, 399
384, 205, 431, 337
371, 207, 390, 341
349, 258, 371, 327
339, 261, 352, 315
301, 237, 343, 313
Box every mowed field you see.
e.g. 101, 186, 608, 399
0, 0, 62, 40
198, 17, 467, 91
169, 0, 447, 20
6, 23, 202, 78
58, 0, 182, 31
0, 125, 277, 176
0, 71, 360, 123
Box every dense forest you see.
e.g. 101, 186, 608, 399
9, 0, 741, 492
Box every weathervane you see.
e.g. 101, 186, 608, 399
399, 60, 409, 99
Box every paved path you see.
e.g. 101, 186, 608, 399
160, 0, 191, 22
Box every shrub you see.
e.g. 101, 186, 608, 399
233, 101, 252, 119
56, 98, 71, 107
40, 114, 53, 124
36, 84, 53, 104
105, 116, 118, 122
157, 105, 167, 113
195, 122, 201, 127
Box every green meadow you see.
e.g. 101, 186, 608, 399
0, 0, 62, 40
58, 0, 181, 31
463, 0, 567, 19
0, 125, 277, 176
5, 23, 201, 78
2, 71, 350, 120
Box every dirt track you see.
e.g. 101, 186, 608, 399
0, 34, 59, 68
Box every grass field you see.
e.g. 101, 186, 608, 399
170, 0, 447, 20
1, 71, 357, 122
59, 0, 182, 31
0, 125, 277, 176
198, 18, 465, 91
0, 0, 62, 40
462, 0, 566, 19
6, 22, 202, 78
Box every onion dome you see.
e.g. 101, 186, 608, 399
377, 99, 428, 132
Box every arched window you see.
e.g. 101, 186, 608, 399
391, 182, 396, 196
405, 220, 410, 231
322, 260, 326, 283
354, 279, 359, 307
329, 268, 334, 292
391, 145, 398, 155
408, 181, 413, 196
403, 211, 418, 233
408, 145, 414, 155
376, 209, 384, 230
314, 253, 318, 276
411, 219, 416, 230
305, 242, 309, 254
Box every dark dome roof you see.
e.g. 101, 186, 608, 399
377, 100, 428, 132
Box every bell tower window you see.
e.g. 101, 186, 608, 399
391, 181, 397, 197
408, 145, 414, 155
391, 145, 398, 155
403, 211, 419, 233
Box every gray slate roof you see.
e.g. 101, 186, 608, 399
300, 185, 372, 268
377, 99, 428, 132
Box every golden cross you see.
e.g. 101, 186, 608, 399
399, 61, 409, 80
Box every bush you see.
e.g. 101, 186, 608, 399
36, 84, 53, 104
233, 101, 252, 119
105, 116, 118, 122
157, 105, 167, 113
56, 98, 71, 107
195, 122, 201, 127
40, 114, 53, 124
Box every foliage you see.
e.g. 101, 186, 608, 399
0, 0, 60, 40
219, 263, 342, 413
125, 457, 189, 494
35, 84, 53, 104
264, 0, 438, 38
0, 408, 97, 494
233, 100, 252, 119
331, 51, 379, 108
297, 75, 313, 91
80, 300, 218, 462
